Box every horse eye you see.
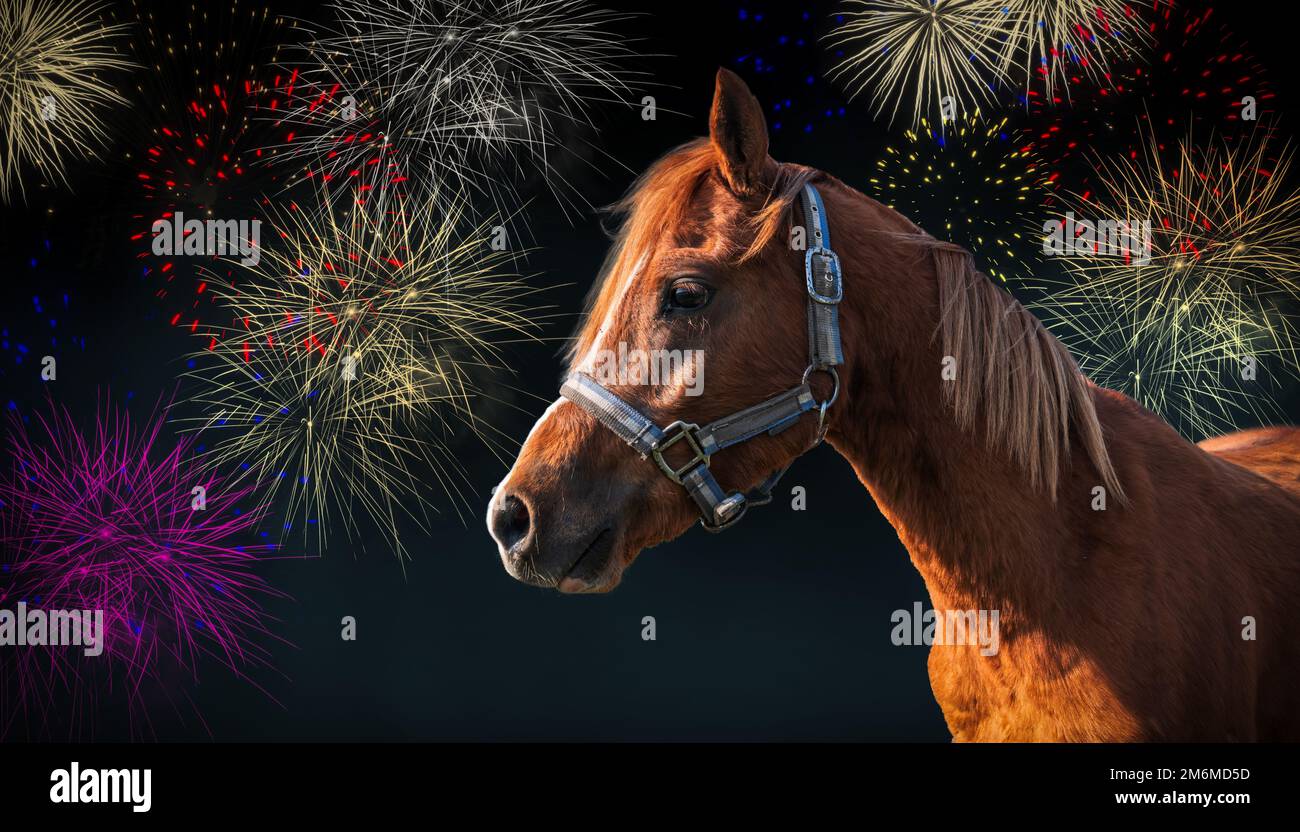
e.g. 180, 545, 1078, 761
665, 278, 713, 313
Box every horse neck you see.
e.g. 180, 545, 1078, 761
823, 238, 1075, 610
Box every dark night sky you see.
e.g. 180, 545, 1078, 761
1, 0, 1295, 741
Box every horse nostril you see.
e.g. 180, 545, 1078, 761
492, 493, 532, 553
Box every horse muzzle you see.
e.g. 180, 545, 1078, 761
486, 485, 626, 593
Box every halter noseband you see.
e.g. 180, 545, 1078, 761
560, 183, 844, 532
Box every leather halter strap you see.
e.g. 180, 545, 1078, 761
560, 182, 844, 532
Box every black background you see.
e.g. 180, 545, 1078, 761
1, 0, 1295, 743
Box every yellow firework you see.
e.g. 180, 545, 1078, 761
178, 196, 547, 561
1034, 127, 1300, 439
828, 0, 1011, 129
997, 0, 1151, 99
870, 110, 1051, 283
0, 0, 132, 202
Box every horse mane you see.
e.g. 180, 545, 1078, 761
924, 238, 1126, 504
567, 138, 1124, 503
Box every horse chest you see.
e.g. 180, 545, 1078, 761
925, 638, 1143, 742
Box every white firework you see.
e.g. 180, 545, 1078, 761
997, 0, 1152, 99
827, 0, 1154, 127
1033, 126, 1300, 440
828, 0, 1013, 129
0, 0, 132, 202
178, 192, 548, 561
269, 0, 642, 220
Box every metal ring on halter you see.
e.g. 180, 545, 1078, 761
801, 364, 840, 410
801, 365, 839, 443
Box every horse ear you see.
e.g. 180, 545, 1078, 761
709, 68, 773, 196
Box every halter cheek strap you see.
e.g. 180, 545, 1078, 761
559, 183, 844, 532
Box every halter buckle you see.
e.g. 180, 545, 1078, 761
652, 421, 710, 484
805, 247, 843, 304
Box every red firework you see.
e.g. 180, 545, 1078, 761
1020, 0, 1277, 204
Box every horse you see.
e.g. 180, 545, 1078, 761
487, 69, 1300, 741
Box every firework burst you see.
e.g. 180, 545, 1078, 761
1019, 0, 1275, 203
870, 110, 1051, 283
997, 0, 1151, 99
0, 288, 87, 390
732, 4, 850, 136
0, 397, 285, 739
178, 193, 546, 561
828, 0, 1012, 129
1034, 127, 1300, 439
125, 1, 299, 340
270, 0, 643, 220
0, 0, 132, 202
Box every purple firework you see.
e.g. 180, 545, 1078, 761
0, 395, 287, 739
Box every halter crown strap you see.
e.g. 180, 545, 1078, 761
559, 182, 844, 532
